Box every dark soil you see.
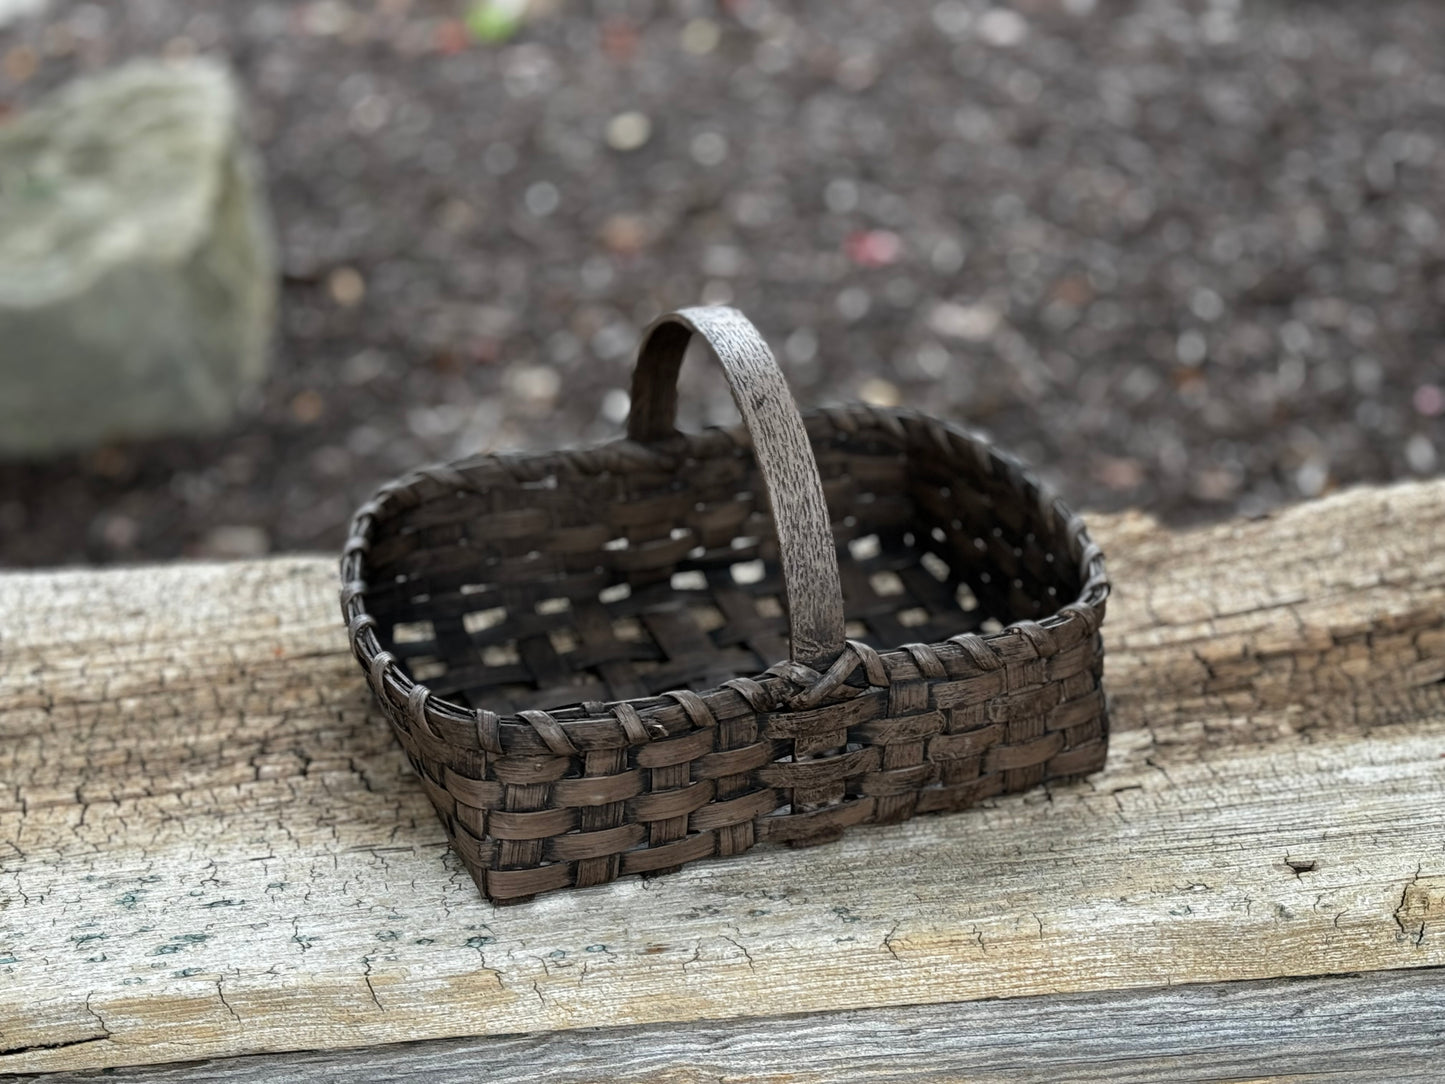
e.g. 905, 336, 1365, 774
1, 0, 1442, 568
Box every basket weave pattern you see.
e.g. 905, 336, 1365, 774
342, 308, 1108, 903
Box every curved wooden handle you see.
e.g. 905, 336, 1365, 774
627, 306, 846, 670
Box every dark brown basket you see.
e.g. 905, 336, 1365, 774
341, 307, 1109, 903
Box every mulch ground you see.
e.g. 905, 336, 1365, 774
0, 0, 1442, 567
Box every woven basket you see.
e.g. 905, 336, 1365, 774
341, 306, 1109, 903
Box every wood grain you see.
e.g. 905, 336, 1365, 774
627, 306, 846, 666
31, 968, 1445, 1083
2, 480, 1443, 1074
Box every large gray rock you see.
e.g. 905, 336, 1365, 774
0, 59, 276, 457
0, 0, 47, 31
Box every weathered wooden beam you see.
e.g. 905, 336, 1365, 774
2, 481, 1443, 1075
30, 968, 1445, 1084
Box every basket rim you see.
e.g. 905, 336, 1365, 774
339, 404, 1109, 752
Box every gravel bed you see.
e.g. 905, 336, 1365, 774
0, 0, 1442, 566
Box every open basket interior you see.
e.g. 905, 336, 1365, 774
359, 411, 1085, 718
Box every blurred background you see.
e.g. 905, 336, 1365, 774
0, 0, 1441, 568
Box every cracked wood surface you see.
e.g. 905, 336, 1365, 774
32, 968, 1445, 1084
2, 480, 1444, 1074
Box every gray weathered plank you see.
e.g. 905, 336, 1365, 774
31, 968, 1445, 1083
2, 480, 1444, 1073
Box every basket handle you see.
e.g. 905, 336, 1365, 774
627, 306, 846, 670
